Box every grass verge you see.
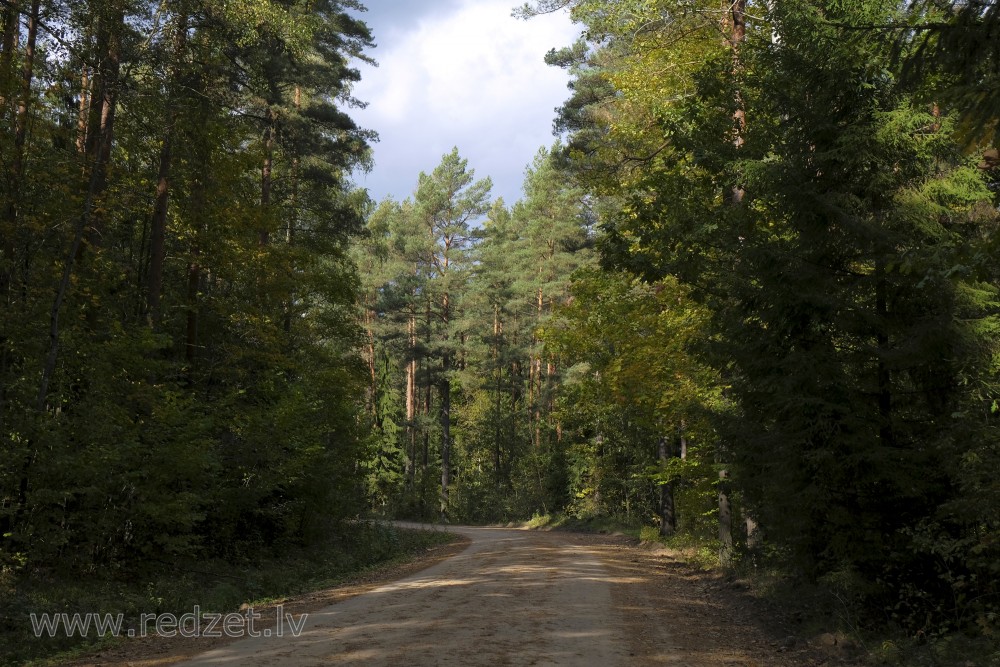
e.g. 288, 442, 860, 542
519, 511, 644, 538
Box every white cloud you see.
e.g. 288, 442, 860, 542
351, 0, 579, 205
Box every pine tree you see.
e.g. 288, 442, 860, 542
411, 149, 492, 518
0, 0, 375, 571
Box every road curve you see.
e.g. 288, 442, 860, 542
179, 524, 637, 666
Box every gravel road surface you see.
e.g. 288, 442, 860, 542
180, 524, 636, 666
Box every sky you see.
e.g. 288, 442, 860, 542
349, 1, 580, 206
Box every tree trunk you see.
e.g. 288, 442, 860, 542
679, 420, 688, 460
2, 0, 38, 283
184, 61, 212, 377
260, 106, 275, 246
38, 5, 122, 410
406, 317, 416, 422
36, 133, 112, 425
718, 469, 734, 566
283, 86, 300, 333
546, 359, 556, 416
440, 365, 451, 518
716, 0, 746, 563
0, 0, 18, 114
493, 305, 503, 488
185, 255, 200, 368
875, 257, 892, 447
424, 298, 432, 472
729, 0, 747, 205
364, 306, 376, 398
147, 13, 188, 329
744, 513, 760, 552
76, 66, 90, 154
406, 313, 416, 487
532, 286, 544, 448
83, 4, 124, 250
659, 435, 677, 537
440, 289, 451, 519
147, 132, 173, 328
11, 0, 39, 190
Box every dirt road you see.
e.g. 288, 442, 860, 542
170, 524, 848, 667
180, 525, 632, 666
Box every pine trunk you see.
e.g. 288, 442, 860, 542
283, 87, 301, 333
423, 298, 432, 471
83, 5, 124, 250
260, 107, 275, 246
729, 0, 747, 205
406, 315, 416, 487
147, 13, 188, 329
716, 0, 746, 560
493, 305, 503, 488
0, 0, 18, 113
76, 66, 90, 154
440, 287, 451, 519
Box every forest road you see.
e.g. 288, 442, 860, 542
178, 524, 671, 667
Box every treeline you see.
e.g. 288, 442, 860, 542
362, 146, 719, 537
357, 147, 599, 520
0, 0, 374, 572
365, 0, 1000, 640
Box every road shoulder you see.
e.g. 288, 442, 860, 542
569, 532, 865, 667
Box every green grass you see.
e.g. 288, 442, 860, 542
0, 523, 457, 667
636, 526, 722, 570
520, 511, 645, 538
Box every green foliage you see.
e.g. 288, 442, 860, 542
528, 0, 1000, 643
0, 0, 374, 599
542, 270, 721, 527
899, 0, 1000, 148
363, 342, 407, 510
